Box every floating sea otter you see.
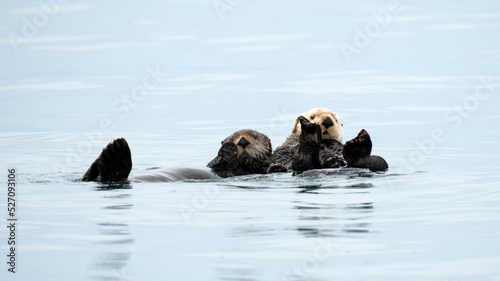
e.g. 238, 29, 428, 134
82, 129, 272, 183
82, 109, 387, 183
268, 108, 388, 173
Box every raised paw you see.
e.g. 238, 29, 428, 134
218, 142, 238, 161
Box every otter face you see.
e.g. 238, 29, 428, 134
221, 129, 272, 161
292, 108, 343, 143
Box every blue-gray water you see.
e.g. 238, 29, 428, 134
1, 1, 500, 280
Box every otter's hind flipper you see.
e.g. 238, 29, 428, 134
343, 129, 388, 172
82, 138, 132, 182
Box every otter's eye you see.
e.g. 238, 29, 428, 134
311, 116, 315, 120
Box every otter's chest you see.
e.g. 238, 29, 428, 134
319, 141, 346, 168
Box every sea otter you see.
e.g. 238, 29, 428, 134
82, 129, 272, 183
268, 108, 346, 173
268, 108, 388, 173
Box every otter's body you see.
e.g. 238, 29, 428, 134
83, 129, 272, 183
130, 167, 219, 182
268, 108, 387, 173
268, 108, 346, 173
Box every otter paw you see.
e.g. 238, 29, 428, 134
218, 142, 238, 161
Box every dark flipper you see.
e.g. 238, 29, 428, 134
82, 138, 132, 182
342, 129, 372, 164
343, 129, 388, 172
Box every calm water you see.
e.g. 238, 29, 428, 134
1, 1, 500, 280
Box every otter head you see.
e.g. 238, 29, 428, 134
220, 129, 272, 161
291, 108, 343, 143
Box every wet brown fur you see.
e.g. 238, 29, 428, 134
291, 116, 322, 172
207, 129, 272, 178
268, 108, 346, 173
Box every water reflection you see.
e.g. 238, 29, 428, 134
216, 183, 374, 281
294, 200, 374, 238
297, 183, 373, 194
293, 183, 374, 239
93, 190, 134, 281
95, 182, 132, 190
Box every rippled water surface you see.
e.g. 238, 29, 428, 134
1, 1, 500, 280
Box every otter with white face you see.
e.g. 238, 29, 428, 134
291, 108, 344, 143
82, 129, 272, 183
268, 108, 388, 173
268, 108, 346, 173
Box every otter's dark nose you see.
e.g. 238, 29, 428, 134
237, 137, 250, 149
322, 117, 333, 129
